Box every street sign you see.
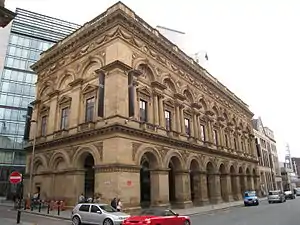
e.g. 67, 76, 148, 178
9, 171, 22, 184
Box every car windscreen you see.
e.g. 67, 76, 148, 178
99, 205, 117, 213
245, 192, 256, 197
138, 209, 175, 216
269, 191, 279, 195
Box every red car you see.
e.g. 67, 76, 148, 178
122, 208, 191, 225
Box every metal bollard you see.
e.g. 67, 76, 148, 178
47, 203, 50, 214
57, 201, 60, 216
30, 201, 33, 211
38, 202, 41, 212
16, 210, 21, 224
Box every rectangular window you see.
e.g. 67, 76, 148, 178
184, 118, 190, 135
60, 107, 69, 130
213, 129, 218, 145
85, 97, 95, 122
41, 116, 47, 136
139, 100, 148, 122
200, 125, 206, 141
165, 110, 171, 131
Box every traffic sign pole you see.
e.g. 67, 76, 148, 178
9, 171, 23, 224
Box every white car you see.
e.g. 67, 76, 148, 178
71, 203, 130, 225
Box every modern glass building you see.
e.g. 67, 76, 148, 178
0, 8, 80, 197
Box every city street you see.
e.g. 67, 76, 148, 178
190, 198, 300, 225
0, 205, 71, 225
1, 198, 300, 225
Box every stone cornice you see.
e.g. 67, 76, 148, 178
25, 123, 258, 164
94, 163, 140, 173
31, 3, 252, 118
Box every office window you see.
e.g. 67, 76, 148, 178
139, 100, 148, 122
41, 116, 47, 136
60, 107, 69, 129
85, 97, 95, 122
184, 118, 190, 135
200, 125, 206, 141
165, 110, 171, 131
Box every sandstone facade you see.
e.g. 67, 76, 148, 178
24, 2, 259, 209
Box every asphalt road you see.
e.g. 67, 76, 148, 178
0, 205, 71, 225
190, 198, 300, 225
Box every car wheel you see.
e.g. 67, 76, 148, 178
268, 201, 271, 204
184, 220, 190, 225
72, 216, 81, 225
103, 218, 113, 225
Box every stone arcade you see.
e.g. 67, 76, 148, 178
24, 2, 260, 209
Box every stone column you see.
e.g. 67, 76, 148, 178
220, 174, 233, 202
69, 81, 82, 128
153, 93, 159, 126
207, 119, 213, 144
211, 173, 222, 204
249, 134, 256, 156
198, 172, 209, 205
190, 114, 195, 138
158, 96, 165, 127
174, 170, 193, 208
194, 114, 200, 139
175, 104, 181, 133
150, 169, 170, 207
180, 106, 185, 134
232, 174, 242, 200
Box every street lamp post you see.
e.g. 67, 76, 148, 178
28, 119, 37, 200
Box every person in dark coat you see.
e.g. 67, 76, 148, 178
110, 197, 117, 209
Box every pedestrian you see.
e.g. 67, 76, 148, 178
78, 193, 85, 203
117, 199, 122, 212
110, 197, 117, 209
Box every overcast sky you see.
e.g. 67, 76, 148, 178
6, 0, 300, 160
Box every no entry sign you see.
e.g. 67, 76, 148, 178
9, 171, 22, 184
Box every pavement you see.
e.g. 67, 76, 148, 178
0, 205, 71, 225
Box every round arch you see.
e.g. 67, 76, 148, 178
49, 151, 71, 170
57, 71, 75, 90
162, 76, 178, 93
79, 56, 104, 78
182, 88, 194, 103
164, 151, 184, 170
72, 145, 100, 168
133, 59, 156, 80
136, 63, 156, 82
135, 144, 163, 168
38, 83, 53, 98
33, 155, 48, 173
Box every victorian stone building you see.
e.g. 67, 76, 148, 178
25, 2, 259, 209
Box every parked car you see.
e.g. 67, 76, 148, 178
268, 190, 286, 203
294, 188, 300, 196
284, 190, 295, 200
122, 208, 191, 225
71, 203, 130, 225
243, 191, 259, 206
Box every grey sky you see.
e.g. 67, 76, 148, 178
6, 0, 300, 160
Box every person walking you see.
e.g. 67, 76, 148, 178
110, 197, 117, 209
117, 199, 122, 212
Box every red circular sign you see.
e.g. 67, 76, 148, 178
9, 171, 22, 184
